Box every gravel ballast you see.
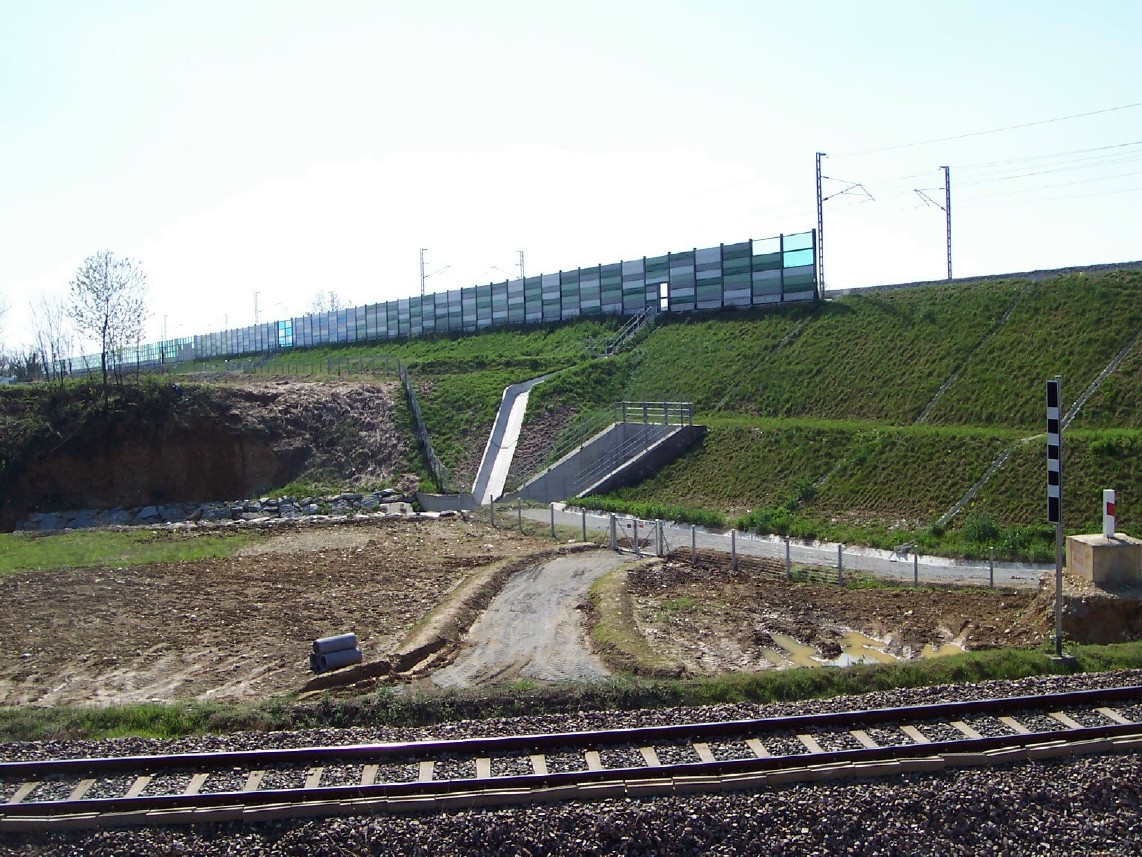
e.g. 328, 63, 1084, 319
1, 670, 1141, 855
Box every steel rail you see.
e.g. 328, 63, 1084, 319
2, 686, 1139, 830
4, 685, 1139, 781
4, 724, 1140, 829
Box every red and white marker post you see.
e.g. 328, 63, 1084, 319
1104, 489, 1116, 539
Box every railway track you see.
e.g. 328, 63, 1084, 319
3, 685, 1141, 833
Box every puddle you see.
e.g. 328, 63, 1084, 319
920, 642, 964, 658
769, 634, 819, 668
766, 631, 958, 669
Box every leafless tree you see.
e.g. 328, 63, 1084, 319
67, 251, 148, 391
306, 290, 349, 316
30, 296, 74, 386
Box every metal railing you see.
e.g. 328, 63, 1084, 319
396, 359, 452, 493
604, 306, 657, 355
615, 400, 693, 426
574, 423, 675, 496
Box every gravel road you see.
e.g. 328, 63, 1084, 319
431, 550, 629, 687
525, 504, 1050, 587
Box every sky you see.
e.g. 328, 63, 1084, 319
1, 0, 1140, 351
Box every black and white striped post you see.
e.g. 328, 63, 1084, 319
1047, 376, 1064, 657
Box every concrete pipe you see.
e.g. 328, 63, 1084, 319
318, 647, 363, 672
313, 633, 358, 655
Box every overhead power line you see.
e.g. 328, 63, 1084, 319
952, 140, 1142, 171
834, 102, 1142, 157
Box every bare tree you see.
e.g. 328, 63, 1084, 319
306, 290, 349, 315
67, 251, 148, 391
30, 296, 74, 386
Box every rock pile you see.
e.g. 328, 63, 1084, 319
17, 489, 419, 532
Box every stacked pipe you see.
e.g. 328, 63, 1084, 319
310, 633, 362, 673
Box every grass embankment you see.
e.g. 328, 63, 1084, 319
923, 270, 1142, 429
569, 419, 1140, 558
630, 281, 1022, 422
0, 529, 263, 574
2, 643, 1139, 742
1071, 336, 1142, 429
533, 270, 1141, 556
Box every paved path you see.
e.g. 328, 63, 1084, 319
430, 550, 629, 688
516, 504, 1052, 588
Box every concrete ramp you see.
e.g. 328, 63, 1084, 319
471, 373, 554, 505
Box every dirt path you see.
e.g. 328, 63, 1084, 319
431, 550, 628, 687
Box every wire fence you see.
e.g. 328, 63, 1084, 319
481, 501, 1044, 589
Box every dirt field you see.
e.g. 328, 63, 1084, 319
0, 519, 553, 706
0, 520, 1055, 706
626, 557, 1047, 675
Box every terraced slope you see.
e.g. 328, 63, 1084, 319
514, 266, 1140, 555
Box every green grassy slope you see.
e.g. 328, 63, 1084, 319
1069, 335, 1142, 429
618, 280, 1025, 421
963, 431, 1140, 537
520, 268, 1140, 554
922, 270, 1142, 428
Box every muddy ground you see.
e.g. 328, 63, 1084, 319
0, 520, 1054, 706
626, 555, 1047, 676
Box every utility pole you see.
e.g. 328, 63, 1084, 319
518, 250, 526, 280
942, 165, 952, 280
254, 291, 260, 325
816, 152, 874, 297
419, 249, 451, 295
914, 167, 953, 281
815, 152, 825, 297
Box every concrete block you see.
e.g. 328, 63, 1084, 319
1068, 534, 1142, 589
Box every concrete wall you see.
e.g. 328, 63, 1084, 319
509, 422, 676, 504
417, 491, 477, 512
582, 424, 706, 497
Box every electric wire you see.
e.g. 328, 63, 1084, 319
833, 102, 1142, 157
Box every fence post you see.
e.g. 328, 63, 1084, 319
837, 544, 843, 585
691, 525, 697, 565
632, 518, 641, 557
662, 402, 667, 425
642, 402, 648, 424
610, 514, 617, 551
550, 504, 556, 539
731, 529, 738, 571
989, 546, 995, 588
913, 553, 918, 587
582, 508, 587, 543
490, 499, 495, 528
785, 536, 791, 580
518, 498, 523, 533
655, 519, 662, 557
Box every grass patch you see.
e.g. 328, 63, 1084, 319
570, 496, 726, 529
2, 642, 1139, 742
0, 529, 263, 574
588, 564, 686, 678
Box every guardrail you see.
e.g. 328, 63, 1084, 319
615, 400, 693, 426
